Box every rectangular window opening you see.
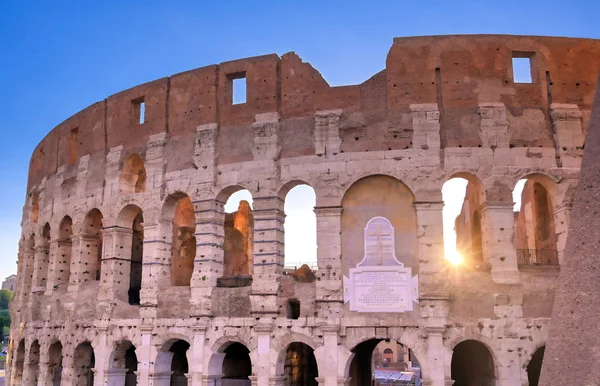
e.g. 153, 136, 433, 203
230, 72, 247, 105
512, 54, 533, 84
133, 98, 146, 125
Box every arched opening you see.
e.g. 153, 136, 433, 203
34, 223, 51, 291
170, 340, 190, 386
31, 191, 39, 223
282, 183, 317, 270
13, 339, 25, 384
342, 175, 418, 273
170, 195, 196, 286
283, 342, 317, 386
222, 189, 254, 283
451, 340, 495, 386
73, 342, 95, 386
109, 340, 138, 386
56, 216, 73, 288
513, 177, 558, 265
526, 346, 545, 386
287, 298, 300, 319
222, 342, 252, 383
83, 209, 104, 281
442, 176, 484, 266
130, 210, 144, 305
119, 154, 146, 194
48, 341, 63, 386
25, 340, 40, 384
349, 339, 421, 386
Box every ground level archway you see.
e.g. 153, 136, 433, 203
451, 340, 495, 386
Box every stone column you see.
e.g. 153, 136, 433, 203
314, 325, 341, 386
22, 351, 39, 386
59, 352, 75, 386
45, 238, 72, 295
253, 323, 274, 386
314, 206, 343, 318
16, 247, 34, 310
136, 325, 154, 385
423, 326, 446, 386
250, 197, 285, 316
190, 198, 225, 317
495, 338, 522, 386
68, 233, 102, 293
479, 203, 520, 284
98, 226, 134, 303
414, 201, 445, 290
140, 222, 170, 318
38, 360, 54, 386
553, 203, 572, 265
31, 243, 50, 293
93, 325, 110, 386
186, 326, 207, 386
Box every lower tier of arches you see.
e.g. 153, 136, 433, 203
6, 320, 549, 386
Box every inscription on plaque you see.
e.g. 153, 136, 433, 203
343, 217, 419, 313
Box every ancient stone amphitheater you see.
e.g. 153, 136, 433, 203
8, 35, 600, 386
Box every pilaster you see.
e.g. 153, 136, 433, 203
190, 198, 225, 317
145, 132, 168, 193
98, 226, 134, 303
250, 196, 285, 316
194, 123, 218, 185
314, 324, 341, 386
253, 322, 274, 386
45, 239, 72, 295
314, 109, 342, 156
314, 206, 343, 317
553, 202, 572, 265
252, 112, 281, 161
478, 103, 509, 149
139, 222, 170, 318
414, 201, 446, 297
480, 203, 520, 284
188, 325, 208, 386
31, 244, 50, 293
410, 103, 441, 151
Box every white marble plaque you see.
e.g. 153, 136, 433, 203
343, 216, 419, 313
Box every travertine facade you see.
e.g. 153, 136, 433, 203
8, 35, 600, 386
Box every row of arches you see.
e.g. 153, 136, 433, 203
21, 172, 566, 306
442, 173, 561, 266
11, 336, 547, 386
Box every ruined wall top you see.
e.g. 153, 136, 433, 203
27, 34, 600, 190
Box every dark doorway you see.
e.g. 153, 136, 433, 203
527, 346, 545, 386
451, 340, 495, 386
283, 342, 318, 386
222, 342, 252, 385
170, 340, 190, 386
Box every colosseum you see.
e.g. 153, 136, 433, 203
7, 34, 600, 386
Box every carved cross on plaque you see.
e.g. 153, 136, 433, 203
359, 216, 402, 267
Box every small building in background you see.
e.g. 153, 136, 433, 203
1, 275, 16, 292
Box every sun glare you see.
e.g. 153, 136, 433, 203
446, 251, 463, 266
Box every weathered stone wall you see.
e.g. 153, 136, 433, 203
9, 35, 600, 386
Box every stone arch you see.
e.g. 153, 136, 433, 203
108, 340, 138, 386
443, 173, 486, 265
47, 341, 64, 386
451, 339, 496, 386
341, 172, 418, 206
13, 339, 25, 385
344, 337, 423, 386
217, 185, 254, 279
73, 341, 95, 386
279, 180, 317, 268
512, 173, 559, 265
25, 339, 41, 385
119, 153, 146, 194
116, 204, 144, 305
82, 208, 104, 281
341, 174, 418, 272
280, 342, 319, 386
155, 338, 190, 385
162, 192, 196, 286
52, 215, 73, 288
207, 339, 252, 381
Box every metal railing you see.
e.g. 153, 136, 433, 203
516, 249, 559, 265
283, 261, 318, 271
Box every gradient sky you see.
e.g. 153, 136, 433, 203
1, 0, 599, 278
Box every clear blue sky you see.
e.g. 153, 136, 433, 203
1, 0, 598, 278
